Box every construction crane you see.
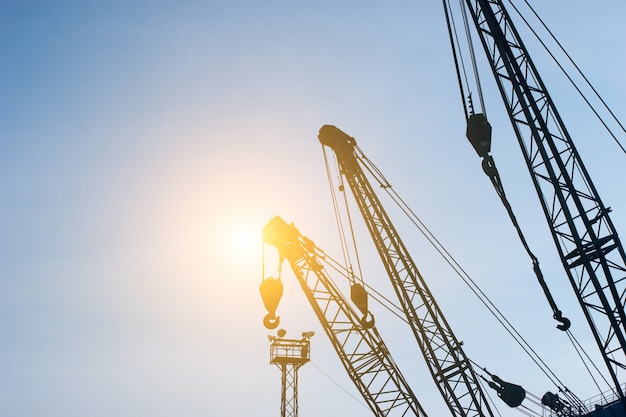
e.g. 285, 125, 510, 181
318, 124, 498, 417
261, 215, 429, 417
443, 0, 626, 403
258, 3, 624, 416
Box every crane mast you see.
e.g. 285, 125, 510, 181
262, 215, 428, 417
318, 125, 495, 417
461, 0, 626, 397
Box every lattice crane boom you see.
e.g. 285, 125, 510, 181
318, 125, 495, 417
461, 0, 626, 397
262, 215, 429, 417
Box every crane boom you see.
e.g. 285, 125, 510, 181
461, 0, 626, 396
263, 215, 429, 417
318, 125, 495, 417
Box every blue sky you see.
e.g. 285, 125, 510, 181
2, 1, 625, 416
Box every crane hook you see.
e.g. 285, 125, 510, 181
533, 260, 571, 332
553, 310, 571, 331
469, 117, 573, 334
260, 277, 283, 330
359, 312, 375, 329
263, 313, 280, 330
351, 283, 375, 329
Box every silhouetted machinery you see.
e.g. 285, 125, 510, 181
263, 216, 428, 417
261, 126, 557, 416
453, 3, 626, 394
260, 1, 625, 416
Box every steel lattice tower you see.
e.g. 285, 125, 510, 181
269, 333, 312, 417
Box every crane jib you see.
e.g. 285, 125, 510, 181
319, 124, 497, 417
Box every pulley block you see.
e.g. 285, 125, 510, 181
466, 113, 492, 159
351, 283, 375, 329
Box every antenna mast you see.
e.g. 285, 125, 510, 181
268, 331, 313, 417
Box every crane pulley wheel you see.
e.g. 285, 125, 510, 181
487, 374, 526, 408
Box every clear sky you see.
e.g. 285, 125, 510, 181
1, 1, 625, 416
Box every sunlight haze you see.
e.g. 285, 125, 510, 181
2, 1, 625, 417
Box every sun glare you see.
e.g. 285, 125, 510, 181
229, 225, 257, 253
211, 212, 265, 270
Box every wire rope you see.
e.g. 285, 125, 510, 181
323, 146, 354, 275
442, 0, 472, 120
566, 329, 613, 394
507, 0, 626, 154
475, 374, 506, 417
309, 360, 371, 411
352, 147, 586, 406
320, 151, 599, 415
459, 0, 487, 116
339, 173, 366, 286
318, 245, 409, 324
473, 363, 543, 417
324, 146, 367, 288
460, 0, 624, 397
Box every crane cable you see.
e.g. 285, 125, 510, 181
507, 0, 626, 155
442, 0, 471, 120
308, 360, 372, 412
443, 0, 572, 334
487, 153, 614, 398
442, 0, 488, 119
566, 329, 616, 404
459, 0, 487, 116
442, 0, 613, 405
323, 145, 364, 287
353, 145, 588, 409
505, 0, 624, 400
471, 360, 545, 417
319, 238, 599, 414
318, 154, 595, 413
323, 145, 376, 327
481, 155, 571, 332
316, 226, 586, 417
447, 0, 617, 397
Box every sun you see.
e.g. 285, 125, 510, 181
207, 208, 275, 281
210, 212, 265, 264
229, 224, 258, 253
